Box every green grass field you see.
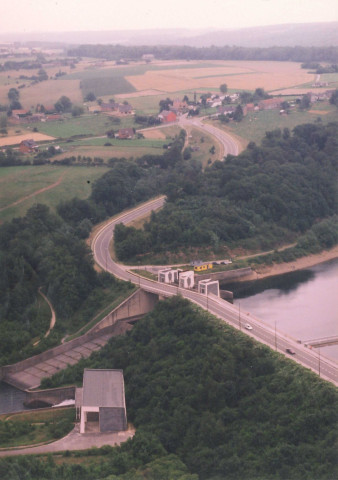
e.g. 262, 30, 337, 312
25, 114, 119, 138
0, 165, 110, 223
81, 76, 136, 97
214, 105, 338, 146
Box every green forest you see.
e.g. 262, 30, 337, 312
2, 297, 335, 480
67, 44, 338, 63
112, 123, 338, 262
1, 122, 337, 364
0, 203, 133, 365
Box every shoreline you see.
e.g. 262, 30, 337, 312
245, 245, 338, 281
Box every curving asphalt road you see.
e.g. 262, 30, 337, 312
179, 115, 239, 157
92, 197, 338, 386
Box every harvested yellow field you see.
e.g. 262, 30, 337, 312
0, 132, 55, 147
142, 129, 166, 139
19, 79, 82, 109
127, 61, 313, 93
115, 89, 166, 98
127, 71, 200, 92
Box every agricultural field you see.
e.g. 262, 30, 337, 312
0, 165, 110, 224
212, 103, 338, 147
21, 114, 137, 139
0, 132, 55, 147
126, 60, 314, 93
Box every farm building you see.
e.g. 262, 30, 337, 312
198, 279, 220, 297
158, 268, 181, 284
76, 369, 127, 434
19, 139, 39, 153
179, 270, 194, 289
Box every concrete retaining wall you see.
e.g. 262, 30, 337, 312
1, 289, 158, 381
196, 267, 253, 284
24, 386, 76, 408
91, 289, 158, 332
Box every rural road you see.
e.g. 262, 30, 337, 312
178, 114, 239, 158
92, 197, 338, 387
0, 425, 135, 457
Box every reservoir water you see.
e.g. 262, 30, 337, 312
0, 382, 29, 415
222, 258, 338, 363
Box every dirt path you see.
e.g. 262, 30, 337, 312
33, 289, 56, 346
0, 172, 66, 213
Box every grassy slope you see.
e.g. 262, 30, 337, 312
0, 166, 110, 223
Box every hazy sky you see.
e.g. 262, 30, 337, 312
0, 0, 337, 33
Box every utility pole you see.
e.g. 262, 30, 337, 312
238, 302, 241, 330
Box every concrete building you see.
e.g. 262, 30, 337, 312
179, 270, 194, 289
158, 268, 181, 284
76, 369, 127, 434
198, 279, 220, 297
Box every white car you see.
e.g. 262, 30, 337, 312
244, 323, 253, 330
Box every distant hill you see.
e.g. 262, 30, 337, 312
184, 22, 338, 48
0, 22, 337, 47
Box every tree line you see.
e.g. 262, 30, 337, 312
68, 44, 338, 63
113, 122, 338, 262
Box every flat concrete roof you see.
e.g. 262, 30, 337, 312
82, 369, 125, 408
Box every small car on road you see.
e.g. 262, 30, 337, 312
244, 323, 253, 330
286, 348, 296, 355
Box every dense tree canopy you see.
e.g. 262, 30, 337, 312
67, 45, 338, 63
114, 122, 338, 261
39, 297, 338, 480
0, 203, 132, 365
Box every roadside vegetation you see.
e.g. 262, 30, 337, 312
0, 408, 75, 448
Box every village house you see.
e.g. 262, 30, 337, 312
158, 110, 177, 123
100, 101, 117, 112
117, 128, 135, 139
19, 139, 39, 153
218, 105, 236, 115
258, 98, 284, 110
76, 369, 127, 434
307, 90, 334, 103
117, 104, 133, 115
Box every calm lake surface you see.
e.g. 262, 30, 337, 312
222, 258, 338, 363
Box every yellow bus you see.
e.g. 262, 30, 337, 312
194, 263, 213, 272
